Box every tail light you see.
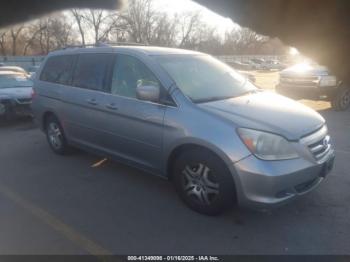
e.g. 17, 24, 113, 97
31, 89, 36, 99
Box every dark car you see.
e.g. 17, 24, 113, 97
276, 63, 349, 111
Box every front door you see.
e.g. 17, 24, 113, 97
102, 53, 166, 172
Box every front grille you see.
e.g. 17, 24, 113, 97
308, 135, 331, 160
300, 125, 332, 162
280, 75, 320, 88
16, 98, 32, 104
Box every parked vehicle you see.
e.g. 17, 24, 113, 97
227, 61, 254, 71
264, 60, 286, 70
276, 63, 350, 111
249, 58, 268, 70
32, 45, 335, 215
0, 66, 28, 75
0, 71, 33, 120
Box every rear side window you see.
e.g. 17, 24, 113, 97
72, 53, 114, 91
40, 55, 75, 85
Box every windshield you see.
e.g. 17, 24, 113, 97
156, 55, 256, 103
0, 74, 33, 89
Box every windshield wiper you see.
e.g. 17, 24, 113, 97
193, 95, 235, 103
193, 89, 260, 104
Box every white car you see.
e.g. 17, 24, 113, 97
0, 66, 28, 75
0, 71, 33, 120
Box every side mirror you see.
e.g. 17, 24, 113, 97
136, 84, 160, 102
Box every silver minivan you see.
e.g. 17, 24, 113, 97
32, 45, 335, 215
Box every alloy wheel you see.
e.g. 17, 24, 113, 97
47, 122, 63, 150
181, 163, 220, 206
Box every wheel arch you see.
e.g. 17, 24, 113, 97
166, 142, 237, 183
42, 111, 60, 131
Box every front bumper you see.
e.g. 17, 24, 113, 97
0, 99, 32, 117
276, 84, 338, 100
232, 149, 335, 209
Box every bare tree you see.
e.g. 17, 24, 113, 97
30, 15, 74, 54
9, 25, 25, 55
118, 0, 157, 44
22, 23, 47, 55
80, 10, 117, 44
0, 30, 7, 55
225, 28, 268, 54
178, 12, 202, 48
71, 9, 86, 45
148, 13, 178, 46
0, 0, 281, 56
50, 16, 73, 48
197, 26, 224, 55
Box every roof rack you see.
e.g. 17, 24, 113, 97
61, 41, 148, 50
61, 44, 100, 49
105, 42, 148, 46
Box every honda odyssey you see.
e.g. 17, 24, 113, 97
32, 45, 335, 215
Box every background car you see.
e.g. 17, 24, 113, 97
0, 66, 28, 75
264, 59, 286, 70
249, 58, 267, 70
227, 61, 255, 71
276, 63, 350, 111
0, 71, 33, 120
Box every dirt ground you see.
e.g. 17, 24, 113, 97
252, 71, 332, 111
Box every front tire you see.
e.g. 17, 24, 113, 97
331, 87, 350, 111
45, 116, 69, 155
172, 149, 236, 216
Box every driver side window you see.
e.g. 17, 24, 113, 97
110, 54, 160, 99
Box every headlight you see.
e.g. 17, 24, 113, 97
237, 128, 299, 160
319, 76, 337, 87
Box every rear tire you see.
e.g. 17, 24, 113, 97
172, 148, 236, 216
331, 87, 350, 111
45, 115, 70, 155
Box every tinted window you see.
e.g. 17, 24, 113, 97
110, 54, 160, 98
72, 53, 114, 91
40, 55, 75, 84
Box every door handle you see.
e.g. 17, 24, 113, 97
105, 103, 118, 110
86, 99, 98, 105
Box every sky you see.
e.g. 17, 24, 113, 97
151, 0, 239, 35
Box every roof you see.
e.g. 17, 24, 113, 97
112, 46, 204, 56
50, 45, 204, 57
0, 66, 27, 73
0, 66, 26, 70
0, 70, 25, 75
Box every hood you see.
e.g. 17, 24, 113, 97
198, 91, 325, 140
0, 87, 33, 100
280, 64, 329, 77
